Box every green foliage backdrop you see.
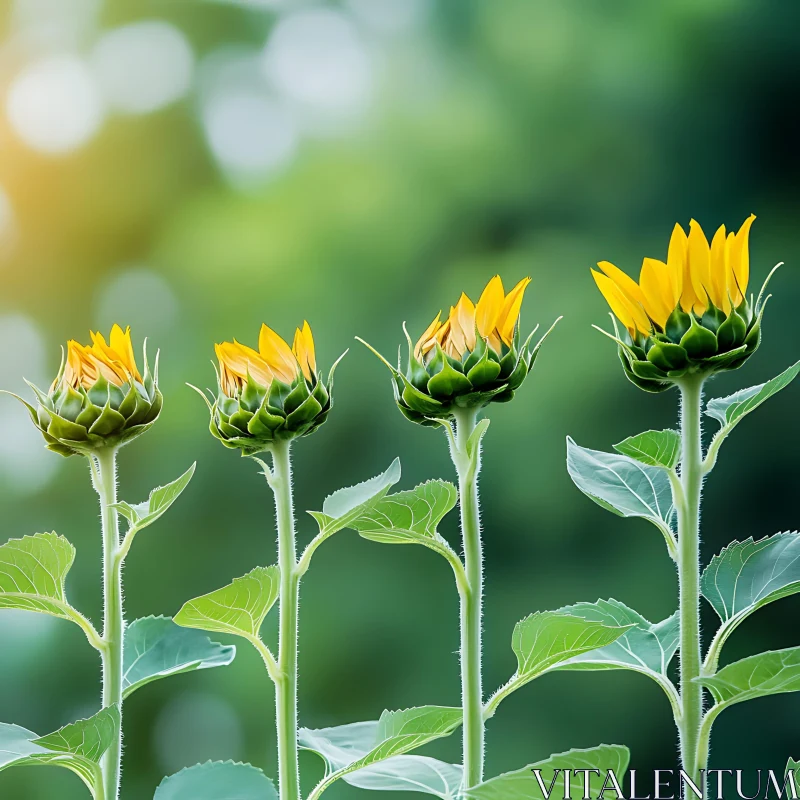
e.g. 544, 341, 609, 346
0, 0, 798, 797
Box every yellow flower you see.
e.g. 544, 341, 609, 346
62, 324, 142, 390
215, 322, 316, 397
592, 215, 756, 336
415, 275, 531, 362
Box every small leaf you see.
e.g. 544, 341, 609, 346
123, 616, 235, 699
566, 437, 675, 533
556, 599, 679, 708
486, 611, 631, 716
613, 429, 681, 469
174, 566, 280, 640
300, 707, 462, 796
0, 533, 99, 646
702, 533, 800, 624
343, 756, 463, 798
349, 480, 458, 560
466, 417, 490, 465
34, 705, 120, 762
154, 761, 278, 799
705, 360, 800, 428
463, 744, 631, 800
112, 463, 196, 531
698, 646, 800, 707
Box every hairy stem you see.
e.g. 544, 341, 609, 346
676, 375, 706, 788
451, 406, 485, 790
271, 440, 301, 800
95, 447, 124, 800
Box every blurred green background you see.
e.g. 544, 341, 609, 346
0, 0, 798, 797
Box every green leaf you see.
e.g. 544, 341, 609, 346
463, 744, 631, 800
300, 707, 462, 798
34, 705, 120, 762
566, 437, 675, 534
485, 610, 631, 717
174, 566, 280, 641
555, 599, 680, 712
702, 533, 800, 624
786, 760, 800, 795
347, 480, 461, 568
299, 720, 462, 798
112, 463, 196, 531
0, 706, 120, 796
705, 360, 800, 428
311, 458, 402, 536
154, 762, 278, 799
123, 616, 236, 699
613, 429, 681, 469
344, 756, 463, 798
698, 646, 800, 708
0, 532, 100, 647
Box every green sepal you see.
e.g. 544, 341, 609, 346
716, 308, 747, 350
646, 342, 688, 372
241, 374, 264, 413
665, 305, 691, 341
228, 409, 254, 433
89, 403, 127, 436
630, 359, 669, 381
286, 393, 323, 428
466, 349, 502, 388
267, 379, 292, 411
56, 387, 84, 422
283, 378, 310, 415
701, 302, 727, 333
47, 413, 89, 441
427, 348, 473, 399
679, 316, 718, 359
400, 376, 443, 415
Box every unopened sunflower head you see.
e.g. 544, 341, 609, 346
198, 322, 339, 454
360, 275, 559, 426
9, 325, 162, 457
592, 215, 775, 392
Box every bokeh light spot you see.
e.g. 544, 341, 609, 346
92, 21, 195, 115
262, 9, 373, 129
7, 55, 104, 155
203, 90, 298, 183
95, 268, 179, 341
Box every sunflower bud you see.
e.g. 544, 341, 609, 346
199, 322, 337, 455
361, 275, 558, 426
592, 215, 772, 392
11, 325, 162, 457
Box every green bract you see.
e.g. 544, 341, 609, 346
614, 293, 766, 394
361, 320, 558, 427
198, 363, 339, 456
14, 350, 161, 458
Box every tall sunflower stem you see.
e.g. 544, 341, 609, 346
675, 375, 706, 791
270, 440, 301, 800
94, 447, 124, 800
451, 406, 485, 790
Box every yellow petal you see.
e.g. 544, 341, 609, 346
449, 294, 476, 357
708, 225, 730, 313
475, 276, 504, 339
258, 324, 299, 383
497, 277, 531, 346
592, 269, 650, 334
597, 261, 648, 309
666, 224, 690, 312
217, 340, 275, 389
638, 258, 673, 329
414, 312, 442, 361
730, 213, 756, 301
291, 321, 317, 382
109, 324, 142, 381
685, 220, 711, 315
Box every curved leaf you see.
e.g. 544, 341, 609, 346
485, 611, 631, 717
613, 429, 681, 469
566, 438, 675, 534
174, 566, 279, 640
154, 761, 277, 799
702, 533, 800, 623
0, 706, 120, 796
706, 361, 800, 428
0, 532, 100, 646
698, 646, 800, 709
301, 706, 462, 799
123, 616, 235, 699
113, 463, 196, 532
463, 744, 631, 800
556, 599, 680, 711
